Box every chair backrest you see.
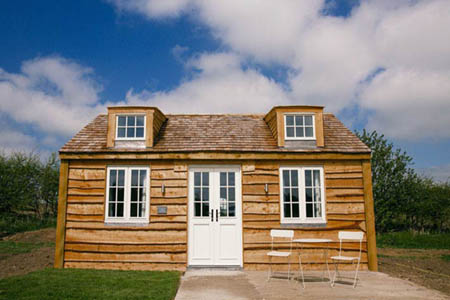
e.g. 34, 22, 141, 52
337, 231, 364, 258
270, 229, 294, 253
338, 231, 364, 241
271, 229, 294, 239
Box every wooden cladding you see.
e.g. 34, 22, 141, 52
59, 158, 376, 271
241, 160, 369, 271
63, 160, 187, 271
106, 106, 167, 148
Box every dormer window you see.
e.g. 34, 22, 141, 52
116, 115, 146, 140
284, 114, 315, 140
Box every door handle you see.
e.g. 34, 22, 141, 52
211, 209, 214, 222
216, 209, 218, 222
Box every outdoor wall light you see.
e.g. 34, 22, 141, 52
264, 183, 269, 194
161, 184, 165, 194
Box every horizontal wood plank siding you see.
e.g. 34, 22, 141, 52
62, 158, 371, 271
242, 160, 368, 270
63, 160, 188, 271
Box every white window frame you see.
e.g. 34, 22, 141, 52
279, 166, 326, 224
115, 114, 146, 141
105, 166, 150, 224
284, 113, 316, 141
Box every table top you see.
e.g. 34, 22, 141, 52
293, 238, 333, 243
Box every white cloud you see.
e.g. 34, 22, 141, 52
108, 0, 450, 140
0, 127, 36, 155
126, 52, 290, 113
419, 164, 450, 183
0, 56, 105, 138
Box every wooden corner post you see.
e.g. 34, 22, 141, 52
54, 159, 69, 268
362, 159, 378, 271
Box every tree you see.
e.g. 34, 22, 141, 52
356, 130, 418, 232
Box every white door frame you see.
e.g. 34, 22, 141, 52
188, 165, 243, 267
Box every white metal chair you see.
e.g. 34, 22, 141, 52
331, 231, 364, 288
267, 229, 294, 281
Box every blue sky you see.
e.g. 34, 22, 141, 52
0, 0, 449, 181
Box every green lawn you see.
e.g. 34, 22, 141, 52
0, 268, 180, 300
377, 232, 450, 249
0, 241, 54, 257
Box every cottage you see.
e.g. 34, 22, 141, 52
54, 105, 377, 272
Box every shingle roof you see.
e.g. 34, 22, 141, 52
60, 113, 370, 153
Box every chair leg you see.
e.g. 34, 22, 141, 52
299, 254, 305, 289
353, 259, 361, 288
267, 256, 272, 282
288, 255, 291, 281
331, 261, 338, 287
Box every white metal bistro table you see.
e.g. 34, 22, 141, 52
293, 238, 333, 288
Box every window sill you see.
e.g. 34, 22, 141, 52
104, 221, 149, 227
285, 137, 316, 141
280, 222, 327, 228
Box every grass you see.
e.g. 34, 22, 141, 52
0, 214, 56, 237
377, 232, 450, 249
0, 268, 180, 300
441, 254, 450, 262
0, 241, 54, 257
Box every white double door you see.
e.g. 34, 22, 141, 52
188, 166, 242, 266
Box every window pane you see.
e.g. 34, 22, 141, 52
117, 188, 124, 202
305, 115, 313, 125
283, 170, 290, 187
314, 202, 322, 218
313, 170, 321, 186
229, 202, 235, 217
131, 170, 138, 186
292, 203, 299, 218
220, 172, 226, 186
108, 203, 115, 217
194, 172, 201, 186
292, 188, 298, 202
286, 127, 294, 137
139, 187, 145, 202
314, 187, 322, 204
283, 188, 290, 203
139, 203, 145, 217
109, 188, 116, 203
136, 127, 144, 138
118, 170, 125, 186
202, 172, 209, 186
229, 187, 235, 201
306, 203, 313, 218
194, 188, 201, 201
110, 170, 117, 186
305, 127, 313, 137
220, 201, 227, 217
118, 116, 126, 126
127, 116, 135, 126
202, 188, 209, 201
284, 204, 291, 218
127, 127, 135, 138
295, 115, 303, 125
136, 116, 144, 126
291, 170, 298, 187
131, 188, 138, 202
202, 202, 209, 217
130, 203, 137, 217
117, 128, 126, 138
117, 203, 124, 217
194, 202, 201, 217
228, 172, 235, 186
139, 170, 147, 187
305, 188, 313, 202
296, 127, 304, 137
305, 170, 312, 187
220, 187, 227, 200
286, 115, 294, 125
